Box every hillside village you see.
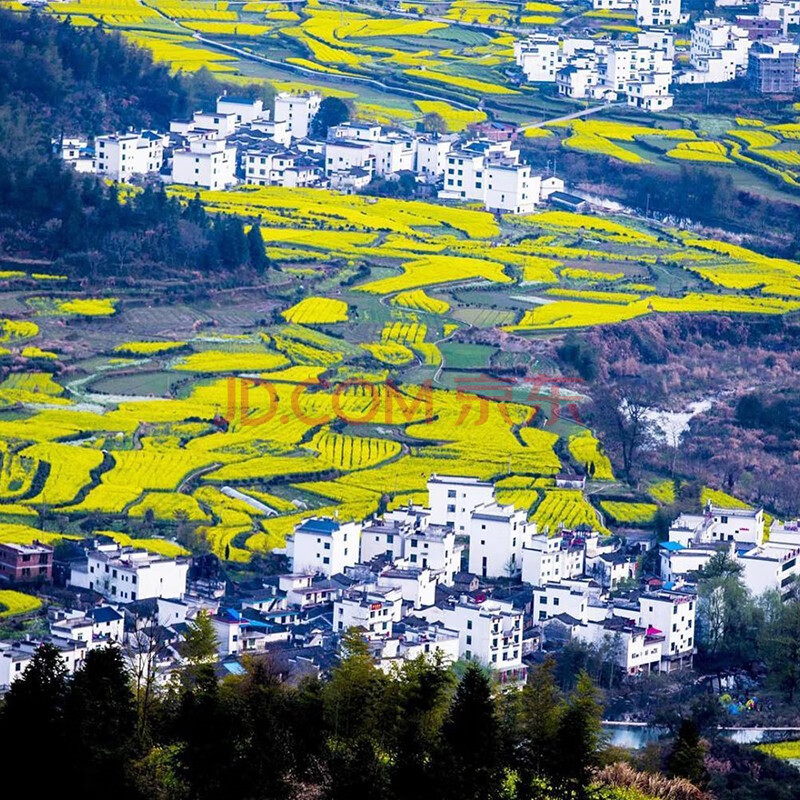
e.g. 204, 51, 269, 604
53, 0, 800, 213
3, 472, 797, 694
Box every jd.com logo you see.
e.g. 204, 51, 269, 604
224, 374, 584, 428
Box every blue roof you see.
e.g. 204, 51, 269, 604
222, 661, 246, 675
297, 518, 339, 535
660, 541, 684, 552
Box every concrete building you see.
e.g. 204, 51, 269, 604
334, 584, 403, 638
521, 531, 586, 586
748, 40, 799, 92
171, 137, 237, 190
427, 474, 495, 533
273, 91, 321, 140
0, 541, 52, 584
419, 595, 526, 684
637, 0, 681, 27
69, 543, 189, 603
468, 502, 534, 579
216, 95, 266, 125
95, 131, 167, 182
287, 517, 361, 577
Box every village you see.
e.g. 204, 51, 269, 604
52, 0, 800, 216
2, 471, 797, 696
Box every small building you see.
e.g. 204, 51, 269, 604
548, 191, 589, 212
273, 91, 321, 140
287, 517, 361, 577
0, 541, 53, 584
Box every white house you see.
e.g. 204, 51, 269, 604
521, 531, 586, 586
69, 543, 189, 603
574, 616, 664, 674
427, 474, 495, 533
0, 642, 33, 689
485, 162, 540, 215
669, 503, 765, 548
49, 605, 124, 648
612, 590, 696, 671
287, 517, 361, 576
533, 579, 598, 624
415, 136, 455, 180
739, 543, 800, 597
279, 573, 339, 608
359, 505, 461, 585
514, 34, 563, 82
216, 95, 266, 125
418, 595, 526, 684
324, 140, 375, 177
637, 0, 681, 27
273, 91, 321, 140
372, 621, 460, 671
95, 131, 167, 182
334, 584, 403, 638
171, 137, 237, 190
378, 566, 437, 609
468, 502, 534, 579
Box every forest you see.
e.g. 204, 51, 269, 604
0, 10, 270, 275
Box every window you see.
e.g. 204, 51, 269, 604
323, 557, 330, 564
467, 620, 473, 630
466, 635, 472, 645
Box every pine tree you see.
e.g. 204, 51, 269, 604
181, 611, 219, 671
247, 222, 270, 270
434, 661, 503, 800
667, 719, 708, 786
553, 671, 604, 800
67, 646, 138, 798
0, 643, 71, 792
516, 658, 565, 800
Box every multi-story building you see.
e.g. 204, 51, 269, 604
359, 504, 461, 584
371, 620, 460, 671
575, 616, 665, 675
216, 95, 266, 125
758, 0, 800, 33
419, 595, 526, 684
468, 502, 534, 579
69, 543, 189, 603
485, 162, 540, 214
612, 590, 696, 671
273, 91, 321, 140
287, 517, 361, 576
678, 17, 751, 84
334, 584, 403, 638
95, 131, 167, 182
637, 0, 681, 27
521, 531, 586, 586
324, 140, 375, 178
669, 503, 765, 548
427, 474, 495, 533
415, 135, 456, 180
514, 33, 563, 82
171, 136, 237, 190
748, 40, 800, 93
0, 541, 52, 584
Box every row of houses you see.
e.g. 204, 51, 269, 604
9, 473, 800, 688
514, 31, 677, 110
659, 504, 800, 597
56, 91, 569, 215
678, 14, 800, 90
515, 4, 799, 98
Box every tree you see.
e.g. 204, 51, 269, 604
516, 658, 565, 800
434, 661, 503, 800
423, 112, 447, 134
667, 719, 708, 786
760, 596, 800, 701
310, 96, 350, 139
388, 654, 454, 800
0, 643, 70, 792
247, 222, 270, 270
589, 378, 656, 483
181, 610, 219, 671
553, 671, 604, 800
67, 646, 138, 798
